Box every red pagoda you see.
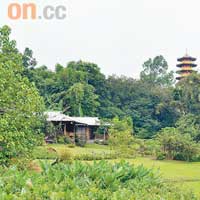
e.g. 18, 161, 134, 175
176, 53, 197, 80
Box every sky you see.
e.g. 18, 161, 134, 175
1, 0, 200, 78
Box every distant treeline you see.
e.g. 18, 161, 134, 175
23, 50, 200, 139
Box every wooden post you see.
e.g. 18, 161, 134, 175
74, 124, 76, 144
64, 123, 67, 136
85, 127, 87, 142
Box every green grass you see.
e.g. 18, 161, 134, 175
128, 157, 200, 197
48, 143, 111, 156
129, 157, 200, 180
34, 144, 200, 196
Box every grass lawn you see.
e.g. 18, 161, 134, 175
35, 144, 200, 196
49, 143, 111, 156
129, 157, 200, 196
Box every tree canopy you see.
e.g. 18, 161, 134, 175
0, 26, 44, 165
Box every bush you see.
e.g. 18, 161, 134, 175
140, 139, 160, 156
57, 136, 72, 144
75, 137, 86, 147
9, 158, 31, 170
0, 161, 196, 199
59, 149, 73, 162
108, 117, 136, 158
190, 155, 200, 162
156, 127, 200, 161
173, 153, 186, 161
68, 143, 76, 148
156, 152, 166, 160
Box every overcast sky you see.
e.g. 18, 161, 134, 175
1, 0, 200, 78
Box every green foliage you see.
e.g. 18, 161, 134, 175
156, 152, 167, 160
18, 35, 200, 141
174, 74, 200, 115
140, 55, 174, 87
106, 75, 177, 138
137, 139, 160, 157
109, 117, 136, 158
23, 54, 179, 139
32, 147, 58, 160
74, 152, 118, 161
44, 122, 58, 138
57, 136, 71, 144
156, 127, 200, 161
75, 136, 86, 147
22, 47, 37, 79
29, 61, 102, 116
0, 26, 45, 165
58, 149, 73, 162
67, 143, 76, 148
176, 114, 200, 141
0, 161, 196, 199
66, 83, 99, 116
109, 116, 133, 134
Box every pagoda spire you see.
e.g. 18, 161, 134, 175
185, 48, 188, 56
176, 53, 197, 81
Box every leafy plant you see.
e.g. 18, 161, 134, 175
156, 127, 200, 161
0, 26, 45, 165
0, 161, 196, 199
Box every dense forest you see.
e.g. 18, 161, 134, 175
23, 44, 200, 140
0, 26, 200, 152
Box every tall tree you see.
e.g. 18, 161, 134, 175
140, 55, 174, 87
67, 61, 109, 116
0, 26, 44, 164
65, 83, 99, 116
174, 73, 200, 115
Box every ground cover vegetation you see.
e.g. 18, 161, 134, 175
0, 161, 197, 200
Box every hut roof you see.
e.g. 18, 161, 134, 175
45, 111, 100, 126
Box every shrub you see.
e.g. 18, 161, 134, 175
156, 127, 200, 161
190, 155, 200, 162
68, 143, 76, 148
140, 139, 160, 156
57, 136, 71, 144
173, 153, 186, 161
156, 152, 166, 160
59, 149, 73, 162
9, 158, 31, 170
108, 117, 136, 158
75, 137, 86, 147
0, 161, 196, 199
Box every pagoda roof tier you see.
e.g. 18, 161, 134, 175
177, 63, 197, 68
177, 56, 196, 62
176, 70, 196, 74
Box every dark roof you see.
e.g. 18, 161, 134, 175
177, 63, 197, 68
176, 69, 194, 74
177, 56, 196, 62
